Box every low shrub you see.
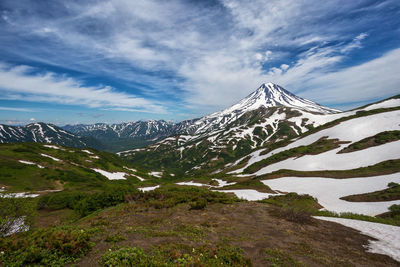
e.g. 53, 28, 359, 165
38, 191, 89, 210
270, 207, 314, 225
0, 226, 93, 266
389, 204, 400, 216
134, 185, 239, 210
100, 244, 252, 266
74, 188, 136, 217
260, 192, 320, 213
0, 198, 36, 237
105, 233, 127, 243
189, 198, 207, 210
39, 185, 139, 217
265, 248, 303, 266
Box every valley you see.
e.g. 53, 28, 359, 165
1, 83, 400, 266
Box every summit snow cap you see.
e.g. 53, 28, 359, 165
224, 82, 341, 115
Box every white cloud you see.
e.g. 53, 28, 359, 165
341, 33, 369, 53
301, 48, 400, 103
0, 0, 398, 116
0, 106, 34, 112
29, 118, 35, 121
0, 63, 166, 113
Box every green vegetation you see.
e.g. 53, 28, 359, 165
265, 248, 303, 267
340, 182, 400, 202
244, 137, 347, 174
104, 233, 127, 243
389, 204, 400, 216
220, 179, 273, 193
260, 192, 321, 212
0, 226, 94, 266
100, 245, 251, 267
260, 193, 320, 224
315, 210, 400, 226
0, 142, 143, 192
339, 130, 400, 153
125, 224, 206, 241
131, 185, 239, 210
38, 185, 138, 217
0, 198, 36, 237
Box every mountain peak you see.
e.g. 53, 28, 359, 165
234, 82, 340, 114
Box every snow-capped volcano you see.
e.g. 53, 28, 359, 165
222, 82, 340, 115
183, 82, 340, 135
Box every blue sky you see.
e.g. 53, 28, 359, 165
0, 0, 399, 125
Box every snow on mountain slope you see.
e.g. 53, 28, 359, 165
221, 82, 340, 115
262, 173, 400, 216
183, 83, 339, 135
363, 98, 400, 111
231, 109, 400, 175
63, 120, 175, 139
119, 83, 349, 173
314, 217, 400, 262
0, 122, 100, 148
229, 96, 400, 172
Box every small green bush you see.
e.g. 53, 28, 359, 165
265, 248, 303, 266
0, 198, 35, 237
38, 191, 89, 210
105, 233, 127, 243
189, 198, 207, 210
0, 227, 93, 266
134, 185, 238, 210
100, 247, 150, 266
100, 245, 252, 266
389, 204, 400, 216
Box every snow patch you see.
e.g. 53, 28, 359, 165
315, 216, 400, 262
149, 171, 163, 178
176, 181, 208, 187
18, 160, 44, 169
43, 145, 64, 150
262, 173, 400, 216
40, 153, 61, 162
234, 110, 400, 175
138, 185, 160, 192
214, 189, 276, 201
0, 192, 40, 198
91, 169, 127, 180
123, 166, 137, 172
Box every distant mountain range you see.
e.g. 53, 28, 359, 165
0, 122, 103, 149
60, 83, 341, 151
1, 83, 398, 162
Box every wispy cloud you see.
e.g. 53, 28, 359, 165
0, 0, 399, 118
0, 63, 167, 113
0, 106, 34, 112
301, 48, 400, 104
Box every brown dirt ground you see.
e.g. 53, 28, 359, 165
71, 202, 399, 267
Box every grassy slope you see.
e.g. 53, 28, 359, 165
0, 142, 152, 192
340, 182, 400, 202
7, 195, 399, 266
339, 130, 400, 153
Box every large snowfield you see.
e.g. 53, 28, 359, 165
232, 110, 400, 175
315, 216, 400, 262
262, 173, 400, 216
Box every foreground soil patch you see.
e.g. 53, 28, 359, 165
77, 202, 398, 266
